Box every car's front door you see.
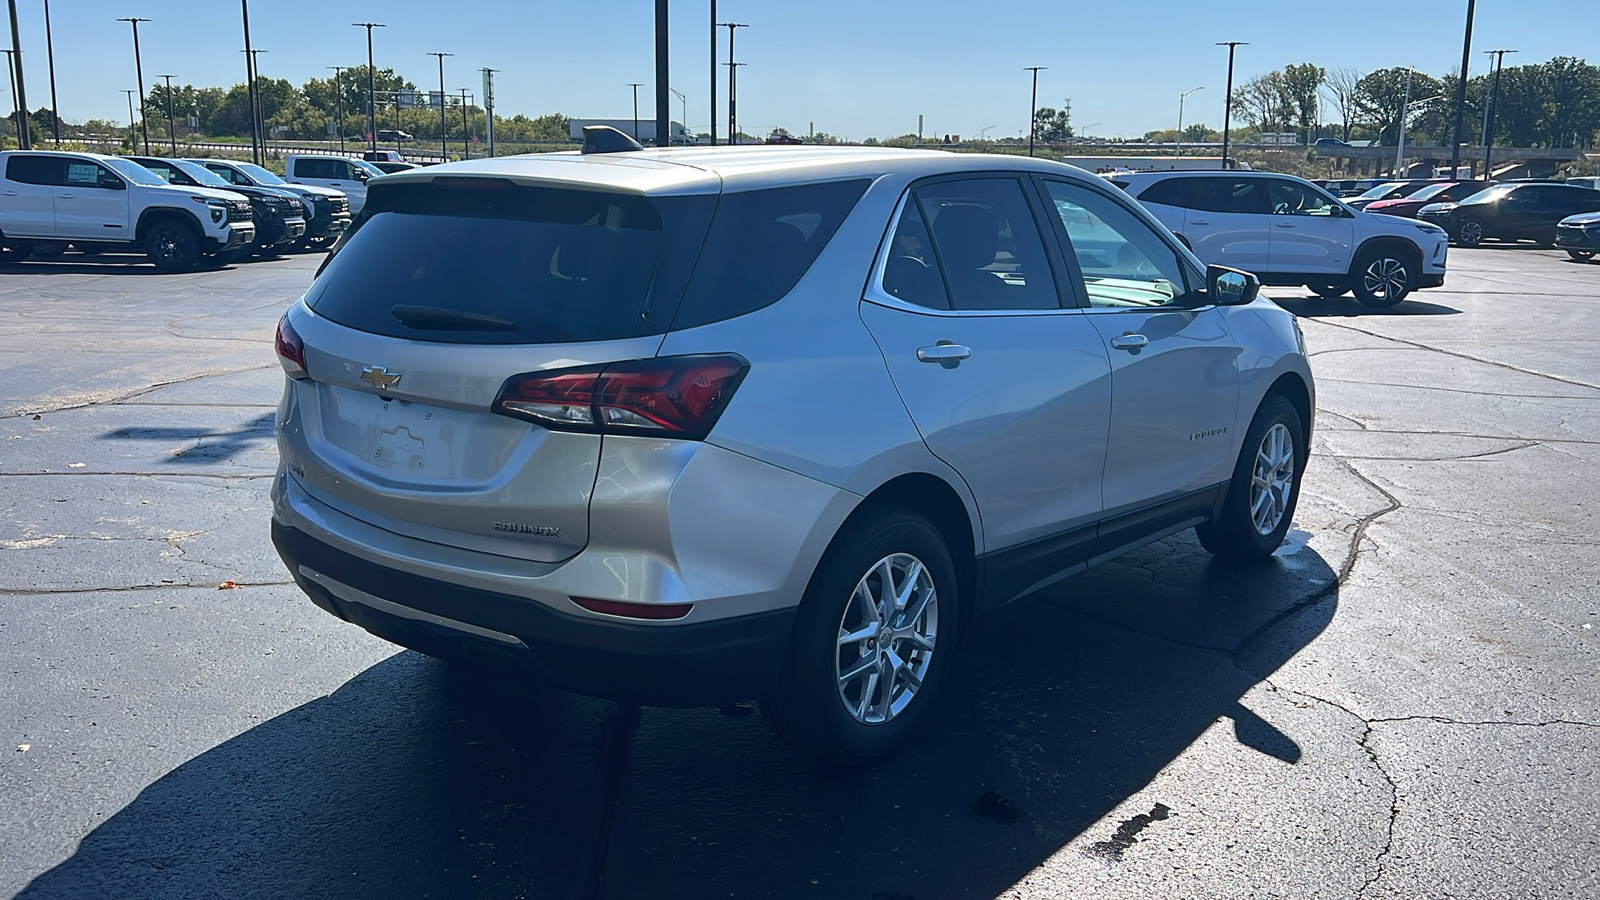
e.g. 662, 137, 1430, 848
1263, 178, 1355, 275
0, 154, 62, 237
860, 175, 1112, 597
1175, 176, 1273, 273
1037, 176, 1242, 555
53, 161, 130, 240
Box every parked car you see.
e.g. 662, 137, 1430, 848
1565, 176, 1599, 191
1364, 181, 1494, 219
1417, 182, 1600, 247
192, 159, 352, 250
0, 150, 253, 268
1314, 178, 1388, 198
375, 130, 413, 143
270, 143, 1314, 765
130, 156, 306, 258
1344, 179, 1440, 210
1555, 211, 1600, 261
1114, 170, 1448, 306
283, 154, 386, 215
765, 129, 804, 145
370, 161, 421, 174
1313, 138, 1350, 151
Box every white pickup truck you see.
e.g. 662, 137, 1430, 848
0, 150, 255, 269
283, 154, 386, 215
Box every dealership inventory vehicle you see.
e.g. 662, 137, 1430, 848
1364, 181, 1493, 219
0, 150, 254, 268
1555, 212, 1600, 261
191, 159, 351, 250
130, 156, 306, 258
1343, 180, 1439, 210
1417, 182, 1600, 247
1114, 170, 1448, 306
283, 154, 387, 215
271, 141, 1313, 765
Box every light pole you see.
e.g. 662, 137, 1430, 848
1177, 86, 1203, 158
6, 0, 27, 148
670, 88, 686, 144
1, 50, 18, 146
244, 49, 267, 153
718, 22, 747, 143
241, 0, 260, 164
116, 17, 151, 154
457, 88, 471, 157
122, 88, 137, 147
627, 82, 643, 140
427, 52, 452, 159
1394, 66, 1414, 177
481, 68, 497, 157
328, 66, 346, 152
978, 124, 998, 141
353, 22, 385, 152
160, 74, 176, 153
1482, 49, 1516, 178
44, 0, 59, 143
1448, 0, 1475, 177
654, 0, 668, 150
1024, 66, 1046, 157
1217, 41, 1246, 169
709, 0, 716, 145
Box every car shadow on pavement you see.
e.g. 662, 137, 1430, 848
100, 413, 277, 464
0, 259, 248, 275
1274, 296, 1462, 318
15, 534, 1337, 900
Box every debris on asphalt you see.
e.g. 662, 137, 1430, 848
217, 580, 240, 590
970, 790, 1022, 824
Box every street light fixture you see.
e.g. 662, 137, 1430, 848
1024, 66, 1046, 157
116, 17, 152, 155
159, 74, 176, 153
1482, 49, 1517, 177
1177, 86, 1203, 158
1217, 41, 1247, 169
353, 22, 385, 152
121, 88, 137, 147
428, 52, 453, 160
627, 82, 643, 141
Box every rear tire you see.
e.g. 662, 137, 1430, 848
30, 241, 68, 259
1196, 394, 1305, 564
0, 242, 34, 263
1352, 247, 1412, 308
1456, 216, 1486, 248
1309, 283, 1349, 299
1568, 249, 1597, 262
144, 221, 202, 271
763, 508, 960, 767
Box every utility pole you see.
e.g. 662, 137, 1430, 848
122, 89, 137, 147
244, 49, 267, 155
117, 17, 151, 154
1177, 86, 1203, 158
670, 88, 686, 143
44, 0, 58, 143
628, 82, 643, 140
353, 22, 384, 153
1448, 0, 1475, 177
718, 21, 747, 143
241, 0, 260, 164
1217, 41, 1246, 169
1395, 66, 1414, 177
457, 88, 471, 157
1483, 49, 1516, 178
427, 51, 451, 160
708, 0, 716, 145
6, 0, 26, 148
160, 74, 176, 153
1024, 66, 1046, 157
654, 0, 668, 148
481, 67, 497, 157
328, 66, 346, 152
1, 50, 18, 146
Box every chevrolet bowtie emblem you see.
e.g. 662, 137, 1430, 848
360, 365, 402, 389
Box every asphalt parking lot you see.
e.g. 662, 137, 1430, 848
2, 247, 1597, 900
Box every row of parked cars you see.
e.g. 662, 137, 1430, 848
0, 149, 398, 269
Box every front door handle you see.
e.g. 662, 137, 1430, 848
1, 190, 17, 196
917, 343, 972, 363
1275, 222, 1297, 228
1189, 219, 1211, 225
1109, 334, 1149, 352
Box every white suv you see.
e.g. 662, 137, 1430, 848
0, 150, 255, 268
1112, 170, 1448, 307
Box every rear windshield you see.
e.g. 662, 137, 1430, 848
307, 176, 868, 344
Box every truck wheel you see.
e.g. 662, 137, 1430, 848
0, 242, 35, 263
145, 221, 201, 271
30, 241, 68, 259
1352, 247, 1411, 308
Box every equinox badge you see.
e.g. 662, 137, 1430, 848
361, 365, 402, 389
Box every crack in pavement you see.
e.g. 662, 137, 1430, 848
1332, 441, 1542, 463
0, 471, 273, 479
1315, 377, 1600, 401
0, 580, 295, 596
0, 364, 278, 420
1305, 319, 1600, 393
1316, 427, 1600, 447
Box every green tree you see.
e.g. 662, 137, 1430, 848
1032, 106, 1073, 142
1282, 63, 1326, 139
1355, 67, 1441, 144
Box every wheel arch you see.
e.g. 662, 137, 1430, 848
1350, 235, 1423, 278
135, 207, 205, 243
1264, 371, 1313, 449
843, 473, 978, 628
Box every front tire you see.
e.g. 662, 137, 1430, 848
1567, 249, 1596, 262
1456, 216, 1487, 248
1353, 247, 1412, 307
1197, 394, 1305, 564
30, 241, 68, 259
763, 509, 960, 767
0, 242, 34, 263
144, 221, 202, 271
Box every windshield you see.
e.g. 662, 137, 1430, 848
170, 160, 233, 188
1408, 182, 1455, 202
1460, 184, 1514, 204
102, 157, 168, 187
1356, 182, 1404, 200
238, 163, 286, 185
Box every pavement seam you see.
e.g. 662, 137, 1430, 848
1305, 319, 1600, 393
0, 363, 278, 420
0, 580, 295, 596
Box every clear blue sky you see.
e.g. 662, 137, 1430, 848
5, 0, 1589, 139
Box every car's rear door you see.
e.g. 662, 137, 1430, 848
0, 154, 62, 236
860, 175, 1111, 587
1175, 176, 1272, 273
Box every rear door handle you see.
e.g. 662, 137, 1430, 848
1109, 334, 1149, 352
916, 343, 972, 363
1, 190, 17, 196
1275, 222, 1297, 228
1189, 219, 1210, 225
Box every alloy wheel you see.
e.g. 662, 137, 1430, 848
835, 553, 938, 725
1459, 220, 1484, 246
1250, 423, 1296, 536
1362, 257, 1408, 303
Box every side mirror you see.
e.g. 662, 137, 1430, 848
98, 175, 126, 190
1207, 264, 1260, 306
353, 169, 370, 182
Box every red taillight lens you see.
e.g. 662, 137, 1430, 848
493, 355, 748, 440
571, 597, 693, 620
275, 315, 308, 380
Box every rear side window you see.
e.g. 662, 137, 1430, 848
1188, 178, 1271, 214
670, 180, 869, 330
1135, 178, 1185, 207
6, 155, 65, 186
307, 179, 715, 345
293, 158, 341, 179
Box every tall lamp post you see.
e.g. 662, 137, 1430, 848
653, 0, 668, 149
1, 49, 19, 146
122, 89, 137, 146
708, 0, 716, 145
1176, 85, 1203, 158
5, 0, 27, 148
328, 65, 346, 152
159, 74, 176, 153
240, 0, 260, 164
44, 0, 59, 143
428, 51, 452, 160
1024, 66, 1046, 157
116, 17, 152, 154
1482, 48, 1516, 177
1394, 66, 1414, 177
244, 49, 267, 154
353, 22, 385, 152
717, 22, 747, 143
1448, 0, 1475, 177
670, 88, 686, 144
1217, 41, 1247, 169
627, 82, 643, 140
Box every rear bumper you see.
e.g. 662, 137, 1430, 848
272, 520, 796, 707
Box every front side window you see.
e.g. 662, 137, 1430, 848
907, 177, 1060, 311
64, 162, 110, 188
1267, 180, 1342, 216
1043, 179, 1190, 309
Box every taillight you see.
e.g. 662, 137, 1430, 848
493, 354, 748, 441
275, 315, 309, 380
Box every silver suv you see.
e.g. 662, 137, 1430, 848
271, 145, 1314, 764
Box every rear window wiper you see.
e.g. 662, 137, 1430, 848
390, 305, 519, 332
